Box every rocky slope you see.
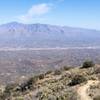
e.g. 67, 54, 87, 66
0, 62, 100, 100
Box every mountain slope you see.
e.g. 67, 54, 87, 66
0, 64, 100, 100
0, 22, 100, 47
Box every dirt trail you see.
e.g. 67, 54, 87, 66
77, 80, 99, 100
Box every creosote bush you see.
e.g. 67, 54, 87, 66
69, 75, 86, 86
82, 60, 95, 68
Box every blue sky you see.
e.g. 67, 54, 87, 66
0, 0, 100, 29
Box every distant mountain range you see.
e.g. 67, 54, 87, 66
0, 22, 100, 47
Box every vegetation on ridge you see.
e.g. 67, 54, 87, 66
0, 61, 100, 100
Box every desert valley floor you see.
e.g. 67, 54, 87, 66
0, 48, 100, 84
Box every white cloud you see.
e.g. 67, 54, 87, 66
18, 3, 51, 23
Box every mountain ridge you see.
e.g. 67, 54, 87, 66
0, 22, 100, 47
0, 22, 99, 31
0, 63, 100, 100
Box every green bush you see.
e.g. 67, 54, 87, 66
82, 60, 95, 68
69, 75, 86, 86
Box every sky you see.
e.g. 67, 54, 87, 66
0, 0, 100, 29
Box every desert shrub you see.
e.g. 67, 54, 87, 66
0, 94, 9, 100
5, 84, 14, 93
45, 70, 52, 75
16, 74, 45, 92
82, 60, 95, 68
3, 83, 17, 97
37, 89, 77, 100
18, 76, 38, 92
96, 74, 100, 80
0, 91, 8, 100
93, 95, 100, 100
54, 69, 61, 75
94, 67, 100, 74
35, 91, 42, 98
38, 74, 45, 80
68, 75, 86, 86
18, 82, 29, 92
62, 66, 71, 71
0, 83, 17, 100
15, 96, 24, 100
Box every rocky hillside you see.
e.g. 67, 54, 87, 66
0, 61, 100, 100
